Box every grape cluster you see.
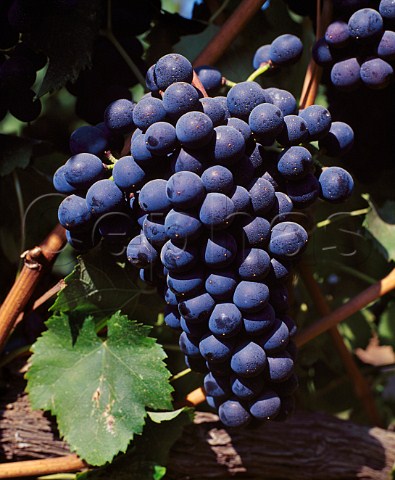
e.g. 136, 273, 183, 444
313, 1, 395, 90
54, 52, 354, 427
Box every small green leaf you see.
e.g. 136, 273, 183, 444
0, 135, 38, 176
26, 0, 102, 95
50, 249, 162, 323
363, 194, 395, 262
26, 312, 173, 465
147, 407, 188, 423
76, 407, 192, 479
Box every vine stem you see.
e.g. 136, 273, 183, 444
0, 224, 66, 353
246, 62, 271, 82
193, 0, 266, 67
297, 261, 383, 426
0, 454, 86, 479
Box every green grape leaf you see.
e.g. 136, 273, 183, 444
363, 195, 395, 262
0, 134, 38, 176
378, 302, 395, 349
26, 0, 102, 96
26, 312, 173, 466
50, 249, 163, 323
76, 407, 192, 479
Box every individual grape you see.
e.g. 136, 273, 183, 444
8, 89, 42, 122
65, 228, 99, 252
104, 99, 135, 134
113, 155, 146, 192
236, 248, 271, 280
142, 215, 167, 246
267, 258, 291, 284
204, 372, 231, 400
231, 375, 264, 400
171, 148, 208, 175
377, 31, 395, 61
231, 340, 267, 377
276, 115, 309, 146
208, 303, 243, 337
166, 171, 205, 208
286, 173, 320, 208
58, 194, 92, 230
176, 111, 214, 149
145, 65, 159, 93
269, 221, 308, 259
139, 179, 171, 213
153, 53, 193, 90
165, 209, 202, 242
248, 103, 284, 143
167, 269, 205, 297
202, 232, 237, 268
277, 146, 313, 180
179, 331, 202, 358
205, 269, 238, 301
233, 281, 270, 313
200, 97, 227, 127
144, 121, 177, 155
215, 96, 231, 120
160, 240, 198, 273
230, 185, 251, 212
319, 166, 354, 202
268, 192, 294, 223
330, 58, 361, 90
164, 306, 181, 330
249, 177, 276, 214
259, 318, 290, 353
165, 287, 178, 306
132, 96, 167, 131
195, 66, 223, 92
348, 8, 384, 41
281, 315, 298, 337
211, 125, 246, 166
298, 105, 332, 141
69, 125, 109, 156
199, 334, 235, 362
86, 179, 125, 216
218, 398, 252, 427
318, 121, 354, 156
325, 21, 350, 48
130, 131, 158, 166
226, 81, 268, 121
64, 153, 105, 190
239, 216, 271, 247
266, 352, 294, 382
126, 233, 158, 268
53, 165, 78, 194
253, 44, 271, 69
243, 303, 276, 336
379, 0, 395, 20
269, 34, 303, 66
201, 166, 234, 194
226, 117, 252, 144
312, 38, 335, 67
249, 390, 281, 420
360, 58, 394, 88
265, 88, 297, 116
180, 316, 208, 338
162, 82, 201, 120
199, 193, 236, 229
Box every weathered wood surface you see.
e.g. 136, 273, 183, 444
1, 388, 395, 479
